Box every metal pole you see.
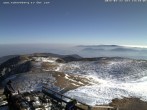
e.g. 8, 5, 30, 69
88, 106, 92, 110
116, 107, 119, 110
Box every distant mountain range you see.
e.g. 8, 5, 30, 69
75, 45, 147, 59
0, 44, 147, 60
78, 45, 147, 51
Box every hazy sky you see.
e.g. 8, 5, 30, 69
0, 0, 147, 46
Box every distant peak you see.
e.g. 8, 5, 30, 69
77, 44, 120, 46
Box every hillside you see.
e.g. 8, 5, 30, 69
0, 53, 147, 107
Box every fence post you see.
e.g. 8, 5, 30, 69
116, 107, 119, 110
88, 106, 92, 110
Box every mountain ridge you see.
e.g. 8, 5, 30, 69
1, 53, 147, 106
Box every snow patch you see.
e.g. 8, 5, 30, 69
65, 77, 147, 106
33, 57, 58, 63
65, 74, 70, 79
71, 83, 80, 86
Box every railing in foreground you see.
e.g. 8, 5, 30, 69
42, 86, 119, 110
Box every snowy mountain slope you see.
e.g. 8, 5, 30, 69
65, 77, 147, 105
31, 56, 147, 105
3, 71, 97, 95
0, 54, 81, 81
58, 58, 147, 82
1, 54, 147, 106
55, 58, 147, 105
0, 55, 96, 93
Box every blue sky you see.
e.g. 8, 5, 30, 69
0, 0, 147, 46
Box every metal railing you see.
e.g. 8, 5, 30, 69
0, 87, 119, 110
42, 86, 118, 110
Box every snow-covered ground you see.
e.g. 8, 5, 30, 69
4, 57, 147, 106
65, 77, 147, 105
33, 57, 58, 63
33, 57, 147, 106
58, 58, 147, 106
4, 72, 57, 92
